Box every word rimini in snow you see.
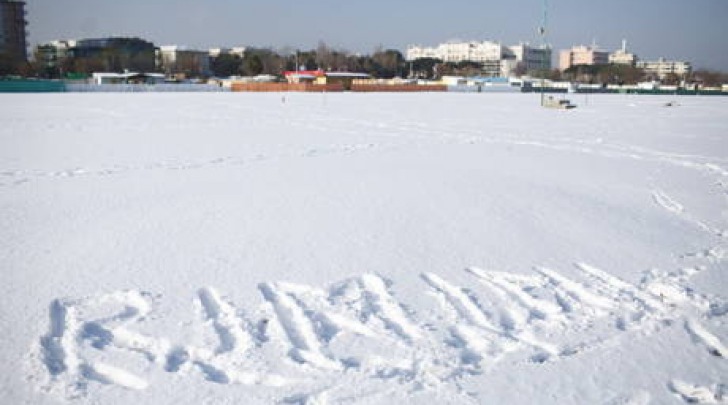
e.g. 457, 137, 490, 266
29, 265, 726, 400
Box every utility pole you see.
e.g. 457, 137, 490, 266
540, 0, 548, 106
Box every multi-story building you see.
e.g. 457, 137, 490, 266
38, 38, 234, 78
559, 45, 609, 71
406, 40, 551, 77
70, 37, 157, 73
209, 47, 246, 59
636, 57, 691, 79
508, 43, 552, 73
406, 41, 506, 64
608, 40, 637, 66
35, 40, 75, 76
405, 45, 439, 61
0, 0, 27, 66
158, 45, 211, 78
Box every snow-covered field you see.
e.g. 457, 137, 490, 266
2, 92, 727, 404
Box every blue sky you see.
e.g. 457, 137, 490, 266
27, 0, 728, 70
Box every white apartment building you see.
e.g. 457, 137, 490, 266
406, 41, 551, 76
636, 57, 691, 79
406, 41, 505, 63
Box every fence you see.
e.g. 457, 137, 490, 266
351, 84, 447, 92
230, 82, 449, 93
231, 83, 344, 92
65, 83, 228, 92
0, 79, 65, 92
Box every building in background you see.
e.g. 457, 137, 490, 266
637, 57, 691, 80
609, 40, 638, 66
34, 37, 157, 77
406, 41, 505, 64
35, 40, 75, 77
559, 45, 609, 71
508, 43, 552, 74
406, 40, 551, 77
209, 47, 246, 59
0, 0, 27, 69
69, 37, 157, 73
404, 44, 439, 61
158, 45, 211, 78
91, 71, 165, 85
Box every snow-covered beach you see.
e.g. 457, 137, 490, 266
2, 92, 727, 404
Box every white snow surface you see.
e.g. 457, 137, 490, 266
2, 92, 727, 404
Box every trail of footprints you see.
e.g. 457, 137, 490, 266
0, 142, 385, 188
30, 264, 726, 402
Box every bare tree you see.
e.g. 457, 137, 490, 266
316, 41, 333, 70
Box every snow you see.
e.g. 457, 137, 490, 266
2, 92, 727, 404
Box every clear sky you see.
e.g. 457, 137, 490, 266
26, 0, 728, 70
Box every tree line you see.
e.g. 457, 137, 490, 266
2, 41, 408, 80
211, 43, 407, 78
522, 64, 728, 87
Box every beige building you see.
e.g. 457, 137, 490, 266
559, 45, 609, 71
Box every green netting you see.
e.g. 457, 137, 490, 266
0, 79, 66, 93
